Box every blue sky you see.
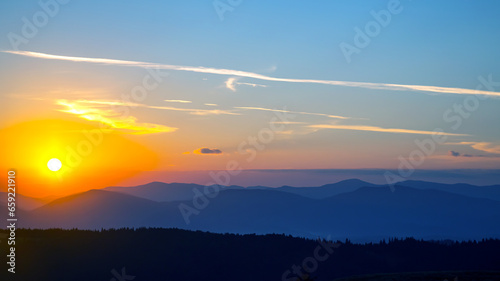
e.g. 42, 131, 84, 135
1, 0, 500, 188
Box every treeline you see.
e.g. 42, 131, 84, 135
0, 228, 499, 281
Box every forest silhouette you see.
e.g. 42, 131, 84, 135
1, 228, 499, 281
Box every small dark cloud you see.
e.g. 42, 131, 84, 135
194, 147, 222, 155
448, 150, 494, 158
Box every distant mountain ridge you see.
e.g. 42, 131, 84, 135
395, 180, 500, 201
103, 182, 215, 202
273, 179, 380, 199
102, 179, 380, 202
11, 180, 500, 242
0, 192, 47, 211
102, 179, 500, 202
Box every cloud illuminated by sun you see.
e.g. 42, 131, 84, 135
308, 124, 468, 136
446, 141, 500, 155
56, 99, 177, 135
56, 99, 239, 134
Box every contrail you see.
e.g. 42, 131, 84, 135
4, 50, 500, 97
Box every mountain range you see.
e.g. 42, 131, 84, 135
4, 179, 500, 242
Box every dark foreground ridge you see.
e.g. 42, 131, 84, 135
332, 271, 500, 281
1, 228, 499, 281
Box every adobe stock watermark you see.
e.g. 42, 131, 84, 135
56, 67, 169, 181
384, 75, 500, 190
178, 108, 296, 224
7, 0, 70, 50
110, 267, 135, 281
281, 237, 340, 281
339, 0, 404, 63
213, 0, 243, 21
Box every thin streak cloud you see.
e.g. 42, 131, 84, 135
309, 124, 467, 136
165, 99, 192, 103
225, 77, 268, 91
447, 141, 500, 154
74, 100, 239, 116
235, 106, 352, 120
270, 121, 307, 125
238, 82, 267, 88
4, 50, 500, 97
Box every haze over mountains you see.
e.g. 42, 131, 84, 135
103, 179, 500, 201
5, 179, 500, 242
101, 179, 380, 202
0, 192, 49, 211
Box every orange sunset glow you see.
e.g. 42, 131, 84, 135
0, 119, 158, 198
2, 2, 500, 281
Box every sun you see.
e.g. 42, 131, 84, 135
47, 158, 62, 172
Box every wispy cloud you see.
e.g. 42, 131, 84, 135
275, 130, 295, 135
225, 77, 238, 92
309, 124, 467, 136
5, 50, 500, 97
266, 65, 277, 73
468, 142, 500, 154
224, 77, 267, 91
204, 103, 218, 106
56, 99, 177, 134
447, 141, 500, 154
238, 81, 267, 88
56, 99, 240, 134
235, 106, 352, 120
270, 121, 307, 125
164, 99, 192, 103
69, 99, 239, 116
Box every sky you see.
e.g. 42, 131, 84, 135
0, 0, 500, 197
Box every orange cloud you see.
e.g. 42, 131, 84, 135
309, 124, 467, 136
55, 99, 240, 134
56, 99, 177, 134
447, 141, 500, 154
70, 100, 238, 116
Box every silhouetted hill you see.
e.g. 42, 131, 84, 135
25, 190, 181, 229
332, 271, 500, 281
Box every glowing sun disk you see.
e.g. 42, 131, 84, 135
47, 158, 62, 172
